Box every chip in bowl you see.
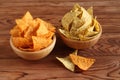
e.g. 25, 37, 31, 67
10, 11, 55, 51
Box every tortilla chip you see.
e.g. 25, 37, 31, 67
47, 23, 56, 32
56, 50, 78, 72
43, 31, 54, 39
56, 56, 75, 72
71, 3, 82, 12
15, 19, 29, 32
22, 11, 33, 21
10, 26, 22, 37
12, 37, 32, 48
69, 54, 95, 70
62, 11, 81, 31
77, 7, 92, 32
70, 17, 84, 37
32, 36, 52, 50
87, 7, 93, 16
29, 19, 39, 28
85, 31, 98, 37
24, 26, 37, 38
93, 18, 100, 32
36, 20, 49, 36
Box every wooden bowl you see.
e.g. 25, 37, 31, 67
58, 26, 102, 49
10, 35, 56, 60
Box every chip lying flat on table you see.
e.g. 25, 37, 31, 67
56, 50, 78, 72
69, 54, 95, 70
10, 11, 55, 51
60, 3, 101, 41
56, 56, 75, 72
56, 50, 95, 72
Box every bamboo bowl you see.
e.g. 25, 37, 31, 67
58, 26, 102, 49
10, 35, 56, 60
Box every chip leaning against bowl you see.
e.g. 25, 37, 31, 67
58, 4, 102, 49
10, 11, 56, 52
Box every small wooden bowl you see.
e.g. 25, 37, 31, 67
10, 35, 56, 60
58, 26, 102, 49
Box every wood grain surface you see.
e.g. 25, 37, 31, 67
0, 0, 120, 80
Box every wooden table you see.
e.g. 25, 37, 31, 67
0, 0, 120, 80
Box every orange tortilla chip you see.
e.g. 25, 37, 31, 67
10, 26, 22, 37
46, 23, 56, 32
24, 26, 37, 38
45, 31, 54, 39
15, 19, 28, 31
69, 54, 95, 70
29, 19, 39, 28
36, 18, 55, 32
32, 36, 52, 50
22, 11, 33, 21
40, 31, 54, 39
12, 37, 32, 48
36, 21, 49, 36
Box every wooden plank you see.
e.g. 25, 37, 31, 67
0, 56, 120, 79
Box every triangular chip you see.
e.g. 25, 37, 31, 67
56, 57, 75, 72
36, 19, 49, 36
62, 11, 81, 31
10, 26, 22, 37
32, 36, 52, 50
69, 54, 95, 70
56, 50, 78, 72
24, 27, 34, 38
93, 17, 100, 32
22, 11, 33, 21
77, 7, 92, 33
15, 19, 28, 31
24, 25, 38, 38
71, 3, 82, 12
28, 19, 39, 28
12, 37, 32, 48
87, 7, 93, 17
43, 31, 54, 39
46, 23, 56, 32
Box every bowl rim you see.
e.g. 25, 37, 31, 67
57, 24, 102, 43
10, 35, 56, 54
